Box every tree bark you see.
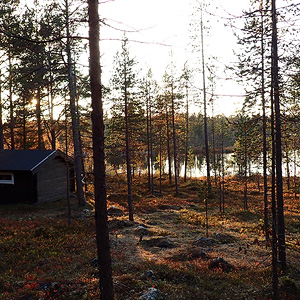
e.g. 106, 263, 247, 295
261, 4, 269, 241
0, 70, 3, 149
166, 104, 172, 184
124, 67, 134, 221
285, 148, 290, 190
244, 128, 248, 211
159, 127, 162, 196
184, 80, 189, 182
171, 82, 178, 195
201, 5, 211, 194
48, 71, 56, 150
22, 97, 27, 149
88, 0, 114, 298
221, 120, 225, 213
272, 0, 286, 269
149, 93, 154, 195
65, 0, 85, 206
36, 88, 42, 149
146, 93, 151, 190
271, 71, 279, 300
8, 51, 15, 149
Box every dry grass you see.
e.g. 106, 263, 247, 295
1, 174, 300, 299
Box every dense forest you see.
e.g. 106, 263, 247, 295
1, 0, 300, 299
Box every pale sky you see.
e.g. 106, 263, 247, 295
23, 0, 293, 116
99, 0, 298, 116
99, 0, 252, 116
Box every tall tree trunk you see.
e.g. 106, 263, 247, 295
272, 0, 286, 269
0, 70, 3, 149
66, 0, 85, 206
184, 81, 189, 182
48, 71, 56, 150
22, 98, 27, 149
9, 51, 14, 149
124, 71, 134, 221
88, 0, 114, 298
171, 83, 178, 195
285, 148, 290, 190
159, 127, 162, 196
221, 120, 225, 213
166, 105, 172, 184
149, 94, 154, 195
244, 129, 248, 211
65, 103, 71, 225
294, 143, 297, 199
261, 4, 269, 241
271, 73, 279, 300
201, 5, 211, 194
36, 88, 42, 149
211, 101, 217, 186
146, 95, 151, 191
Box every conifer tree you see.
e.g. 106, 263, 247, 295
110, 37, 144, 221
88, 0, 114, 298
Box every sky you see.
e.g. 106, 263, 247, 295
22, 0, 296, 117
99, 0, 252, 116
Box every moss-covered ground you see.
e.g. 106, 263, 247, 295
1, 175, 300, 299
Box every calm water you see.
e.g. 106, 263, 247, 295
164, 153, 300, 178
106, 152, 300, 178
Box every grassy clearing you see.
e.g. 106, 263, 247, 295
1, 175, 300, 299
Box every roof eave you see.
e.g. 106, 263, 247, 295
30, 150, 57, 172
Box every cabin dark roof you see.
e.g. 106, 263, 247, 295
0, 150, 57, 171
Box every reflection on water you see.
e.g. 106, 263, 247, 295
179, 153, 237, 178
107, 152, 300, 178
163, 153, 300, 178
163, 153, 237, 178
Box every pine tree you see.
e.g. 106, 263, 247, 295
110, 37, 144, 221
88, 0, 114, 298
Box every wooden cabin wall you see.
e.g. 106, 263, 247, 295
35, 157, 68, 202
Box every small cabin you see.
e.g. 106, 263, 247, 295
0, 149, 74, 204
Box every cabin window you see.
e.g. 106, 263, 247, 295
0, 172, 14, 184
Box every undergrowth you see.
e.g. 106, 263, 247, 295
0, 175, 300, 299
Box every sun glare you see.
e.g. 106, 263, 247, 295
31, 98, 37, 106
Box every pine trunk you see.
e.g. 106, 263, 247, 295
88, 0, 114, 298
184, 82, 189, 182
166, 105, 172, 184
272, 0, 286, 269
244, 130, 248, 211
261, 6, 269, 241
271, 71, 279, 300
66, 0, 85, 206
146, 96, 151, 191
36, 88, 42, 149
0, 70, 3, 149
9, 52, 14, 149
171, 83, 178, 195
124, 71, 134, 221
201, 6, 211, 194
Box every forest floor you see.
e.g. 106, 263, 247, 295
1, 175, 300, 299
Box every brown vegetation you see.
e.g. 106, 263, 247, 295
1, 175, 300, 299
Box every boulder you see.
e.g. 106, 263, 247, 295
139, 287, 164, 300
145, 270, 157, 281
208, 257, 234, 272
213, 233, 237, 244
107, 206, 125, 217
195, 236, 215, 247
143, 237, 176, 249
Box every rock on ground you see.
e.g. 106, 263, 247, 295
139, 287, 164, 300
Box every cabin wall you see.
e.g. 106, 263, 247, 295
35, 157, 68, 202
0, 171, 36, 204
